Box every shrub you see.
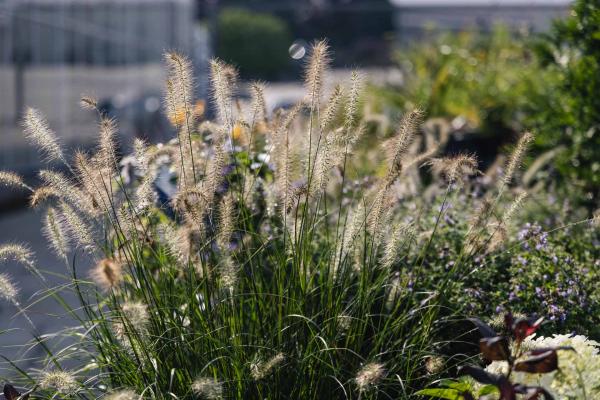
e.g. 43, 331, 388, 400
217, 8, 292, 79
418, 313, 600, 399
368, 25, 553, 140
530, 0, 600, 207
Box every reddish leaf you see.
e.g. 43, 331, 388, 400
468, 318, 497, 338
513, 317, 544, 342
526, 346, 575, 356
497, 376, 516, 400
504, 313, 514, 332
3, 384, 29, 400
3, 385, 20, 400
461, 392, 476, 400
514, 385, 555, 400
458, 365, 501, 385
480, 336, 510, 361
514, 350, 558, 373
459, 366, 516, 399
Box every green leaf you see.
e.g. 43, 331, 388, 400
440, 379, 472, 392
415, 388, 464, 399
478, 384, 499, 396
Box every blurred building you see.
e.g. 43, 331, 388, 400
199, 0, 394, 69
0, 0, 203, 176
390, 0, 571, 41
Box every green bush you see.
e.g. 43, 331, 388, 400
371, 4, 600, 207
393, 183, 600, 340
529, 0, 600, 206
217, 8, 292, 79
369, 25, 554, 139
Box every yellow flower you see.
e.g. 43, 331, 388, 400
193, 99, 206, 119
168, 108, 187, 126
232, 122, 244, 140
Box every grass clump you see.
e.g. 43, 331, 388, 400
0, 41, 591, 399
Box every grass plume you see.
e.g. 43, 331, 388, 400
22, 108, 65, 164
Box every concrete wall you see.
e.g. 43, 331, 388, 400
0, 64, 167, 172
0, 0, 199, 174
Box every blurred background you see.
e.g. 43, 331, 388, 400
3, 0, 593, 364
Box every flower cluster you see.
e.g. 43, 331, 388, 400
486, 334, 600, 399
517, 222, 548, 251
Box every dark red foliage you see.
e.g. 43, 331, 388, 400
480, 336, 510, 361
514, 350, 558, 373
3, 384, 29, 400
512, 317, 544, 342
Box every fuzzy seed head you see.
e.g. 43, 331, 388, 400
173, 187, 208, 228
502, 131, 534, 188
250, 82, 268, 124
219, 256, 238, 290
313, 134, 335, 197
425, 356, 444, 375
39, 370, 78, 394
344, 71, 362, 131
164, 52, 195, 128
161, 223, 197, 265
113, 301, 150, 342
43, 207, 70, 260
59, 202, 94, 249
0, 273, 18, 303
39, 170, 79, 205
30, 186, 59, 207
304, 40, 330, 104
121, 301, 149, 329
320, 84, 343, 131
503, 192, 528, 225
250, 352, 285, 381
133, 138, 149, 174
209, 58, 236, 128
99, 116, 118, 170
0, 243, 39, 277
337, 314, 353, 331
205, 140, 227, 205
355, 362, 385, 392
105, 389, 138, 400
487, 224, 508, 253
385, 276, 403, 310
430, 154, 478, 184
22, 107, 65, 163
386, 109, 423, 186
91, 258, 122, 291
0, 171, 29, 191
80, 95, 98, 111
217, 194, 235, 251
192, 377, 223, 400
0, 243, 34, 266
380, 223, 414, 269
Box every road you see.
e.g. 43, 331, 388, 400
0, 207, 85, 373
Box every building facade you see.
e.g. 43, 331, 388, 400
0, 0, 199, 174
390, 0, 571, 42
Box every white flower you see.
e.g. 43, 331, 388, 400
485, 334, 600, 399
